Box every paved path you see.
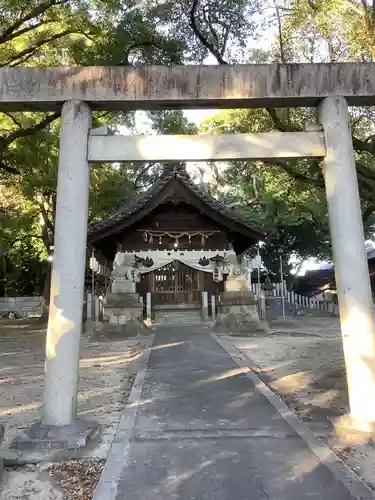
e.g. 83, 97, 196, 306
114, 327, 356, 499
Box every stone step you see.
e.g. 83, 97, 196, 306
154, 310, 203, 325
155, 309, 202, 316
156, 315, 202, 320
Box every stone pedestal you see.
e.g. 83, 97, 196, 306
111, 278, 136, 294
98, 292, 147, 338
9, 420, 99, 454
225, 275, 248, 292
215, 289, 267, 336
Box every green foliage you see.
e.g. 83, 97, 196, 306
89, 165, 138, 222
200, 108, 329, 271
150, 111, 198, 135
0, 0, 199, 295
200, 103, 375, 273
2, 0, 375, 291
193, 0, 375, 274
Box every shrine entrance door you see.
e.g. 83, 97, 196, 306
151, 261, 200, 306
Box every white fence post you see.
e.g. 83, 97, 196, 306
202, 291, 209, 320
140, 296, 144, 319
87, 292, 92, 320
94, 295, 100, 323
146, 292, 152, 323
211, 295, 216, 321
259, 291, 266, 320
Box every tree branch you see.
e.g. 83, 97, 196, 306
3, 112, 22, 128
189, 0, 228, 64
187, 0, 375, 208
3, 30, 74, 67
1, 19, 51, 44
220, 24, 230, 57
274, 0, 286, 63
0, 162, 20, 174
0, 0, 69, 45
38, 201, 55, 236
2, 111, 60, 147
266, 108, 301, 132
363, 203, 375, 221
203, 9, 220, 52
0, 113, 60, 175
272, 159, 324, 187
133, 162, 156, 189
120, 40, 166, 65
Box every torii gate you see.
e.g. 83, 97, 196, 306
4, 63, 375, 441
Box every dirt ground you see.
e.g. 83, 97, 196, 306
0, 318, 148, 500
223, 316, 375, 490
227, 317, 348, 422
3, 316, 375, 495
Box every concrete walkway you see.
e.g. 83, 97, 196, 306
102, 327, 359, 499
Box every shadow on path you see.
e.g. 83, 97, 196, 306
115, 326, 356, 500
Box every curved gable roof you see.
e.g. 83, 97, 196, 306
88, 167, 265, 258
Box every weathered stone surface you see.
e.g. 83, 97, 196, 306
111, 278, 136, 294
9, 420, 99, 452
106, 306, 143, 322
220, 290, 257, 306
215, 309, 268, 336
95, 290, 148, 338
105, 293, 140, 307
88, 131, 325, 163
225, 275, 249, 292
216, 291, 267, 335
43, 100, 91, 427
104, 292, 143, 336
93, 319, 149, 339
3, 64, 375, 111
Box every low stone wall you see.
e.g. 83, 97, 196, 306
0, 296, 45, 318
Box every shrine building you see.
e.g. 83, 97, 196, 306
87, 165, 264, 321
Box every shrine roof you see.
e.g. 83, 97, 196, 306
88, 165, 264, 258
291, 248, 375, 297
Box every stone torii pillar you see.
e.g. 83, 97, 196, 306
319, 97, 375, 431
43, 100, 92, 428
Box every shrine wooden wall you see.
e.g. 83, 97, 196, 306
119, 202, 231, 251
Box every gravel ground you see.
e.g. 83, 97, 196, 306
222, 316, 375, 491
0, 318, 148, 499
